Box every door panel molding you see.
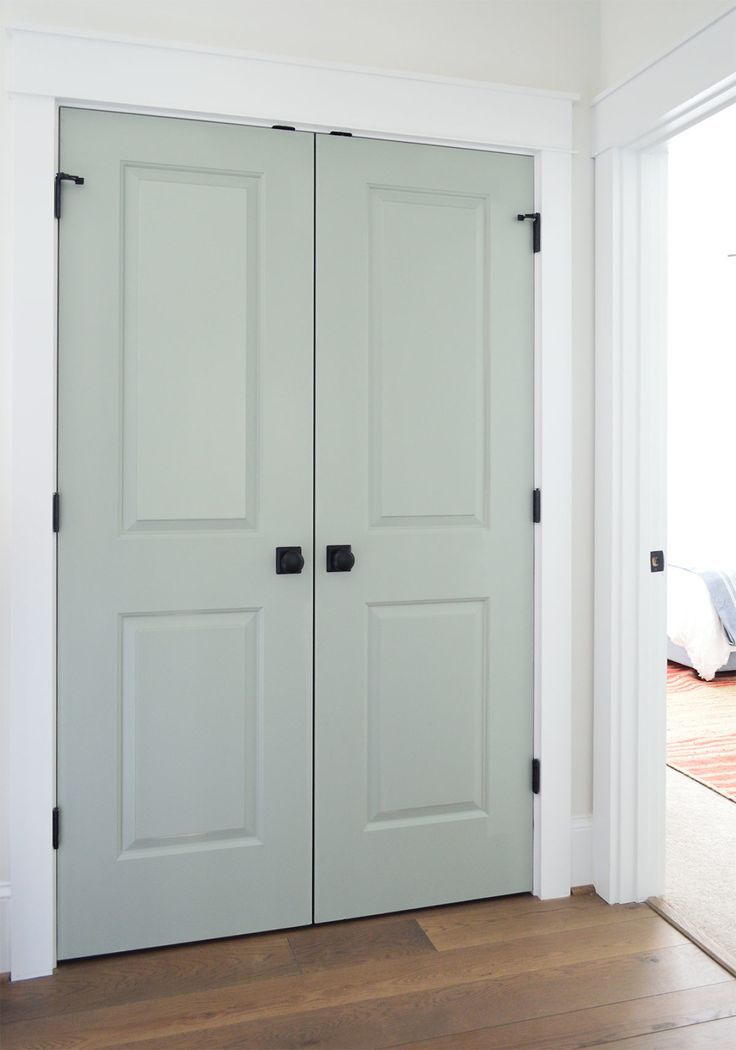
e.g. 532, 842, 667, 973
365, 597, 490, 829
121, 163, 261, 534
7, 28, 572, 979
118, 608, 263, 857
367, 185, 490, 530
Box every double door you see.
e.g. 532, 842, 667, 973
57, 108, 535, 959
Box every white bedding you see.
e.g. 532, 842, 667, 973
667, 565, 736, 680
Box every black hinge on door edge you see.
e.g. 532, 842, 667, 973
532, 759, 541, 795
533, 489, 541, 524
517, 211, 541, 253
52, 492, 60, 533
52, 807, 60, 850
54, 172, 85, 219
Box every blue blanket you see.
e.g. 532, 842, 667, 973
697, 569, 736, 645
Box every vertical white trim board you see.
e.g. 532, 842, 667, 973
7, 26, 574, 979
571, 818, 593, 889
532, 146, 572, 902
9, 89, 58, 981
592, 11, 734, 903
0, 883, 10, 974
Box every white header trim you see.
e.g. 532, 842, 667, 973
7, 27, 575, 155
593, 6, 736, 154
8, 23, 580, 102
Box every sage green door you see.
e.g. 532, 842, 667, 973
57, 109, 314, 958
314, 135, 535, 920
58, 114, 534, 955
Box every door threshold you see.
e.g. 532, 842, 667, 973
648, 895, 736, 977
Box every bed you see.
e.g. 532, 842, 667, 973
667, 564, 736, 679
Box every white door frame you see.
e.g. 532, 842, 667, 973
7, 26, 574, 979
592, 8, 736, 904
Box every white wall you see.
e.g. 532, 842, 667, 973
1, 0, 597, 89
0, 1, 602, 968
0, 12, 11, 972
598, 0, 736, 93
667, 106, 736, 566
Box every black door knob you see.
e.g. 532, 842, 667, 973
326, 544, 355, 572
276, 546, 305, 574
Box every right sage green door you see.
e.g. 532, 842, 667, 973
314, 135, 535, 920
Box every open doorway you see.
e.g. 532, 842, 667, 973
662, 104, 736, 967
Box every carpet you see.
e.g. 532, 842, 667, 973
664, 767, 736, 968
667, 661, 736, 803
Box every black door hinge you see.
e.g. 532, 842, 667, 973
52, 806, 60, 849
517, 211, 541, 253
532, 758, 541, 795
52, 492, 60, 533
532, 488, 541, 524
54, 172, 85, 219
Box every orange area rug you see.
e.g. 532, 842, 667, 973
667, 662, 736, 803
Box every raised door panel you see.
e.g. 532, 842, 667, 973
366, 600, 488, 827
122, 166, 259, 532
369, 187, 489, 527
120, 610, 261, 855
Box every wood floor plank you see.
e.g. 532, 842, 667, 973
288, 917, 435, 972
0, 918, 697, 1050
419, 898, 649, 951
409, 891, 607, 927
105, 944, 733, 1050
587, 1014, 736, 1047
0, 931, 298, 1024
393, 981, 736, 1049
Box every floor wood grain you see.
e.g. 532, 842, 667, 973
592, 1013, 736, 1047
1, 894, 733, 1049
287, 916, 435, 973
0, 931, 299, 1025
396, 981, 736, 1049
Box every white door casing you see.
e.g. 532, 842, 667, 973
592, 8, 736, 903
7, 27, 573, 979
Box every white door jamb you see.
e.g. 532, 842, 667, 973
592, 7, 736, 903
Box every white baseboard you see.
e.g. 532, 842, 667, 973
571, 816, 593, 888
0, 883, 10, 974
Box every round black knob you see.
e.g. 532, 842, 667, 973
276, 547, 304, 574
326, 545, 355, 572
333, 548, 355, 572
283, 550, 304, 573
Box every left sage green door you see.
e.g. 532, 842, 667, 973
57, 109, 314, 958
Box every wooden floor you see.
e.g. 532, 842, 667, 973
3, 893, 736, 1048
